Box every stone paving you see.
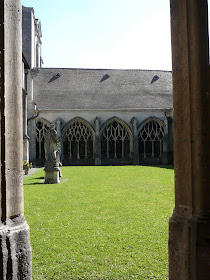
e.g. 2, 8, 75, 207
23, 167, 41, 177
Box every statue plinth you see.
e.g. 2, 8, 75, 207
44, 161, 62, 184
44, 169, 60, 184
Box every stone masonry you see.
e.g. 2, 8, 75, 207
169, 1, 210, 279
0, 1, 32, 279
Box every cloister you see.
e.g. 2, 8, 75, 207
35, 116, 169, 166
0, 0, 209, 279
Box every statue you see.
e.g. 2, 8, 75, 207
44, 124, 62, 183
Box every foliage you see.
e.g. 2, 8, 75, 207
24, 166, 174, 280
23, 160, 33, 171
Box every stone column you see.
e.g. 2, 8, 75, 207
56, 118, 63, 162
94, 118, 101, 165
169, 1, 210, 279
0, 1, 32, 279
23, 135, 30, 163
27, 70, 38, 162
28, 118, 37, 162
130, 117, 139, 165
162, 115, 168, 165
167, 117, 174, 164
23, 89, 30, 162
23, 89, 28, 137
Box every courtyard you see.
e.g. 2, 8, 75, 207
24, 166, 174, 279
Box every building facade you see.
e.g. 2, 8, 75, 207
22, 6, 43, 162
22, 7, 173, 166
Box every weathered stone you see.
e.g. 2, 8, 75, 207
44, 170, 60, 184
0, 1, 32, 278
130, 117, 139, 165
169, 0, 210, 278
44, 124, 62, 183
94, 117, 101, 166
0, 217, 32, 280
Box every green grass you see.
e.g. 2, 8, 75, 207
24, 166, 174, 280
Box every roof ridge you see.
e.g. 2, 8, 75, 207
37, 67, 172, 73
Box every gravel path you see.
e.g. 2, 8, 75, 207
23, 167, 41, 177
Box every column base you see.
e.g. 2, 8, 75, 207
169, 213, 210, 280
45, 170, 60, 184
0, 214, 32, 280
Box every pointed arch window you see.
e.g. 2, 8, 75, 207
63, 120, 94, 160
138, 120, 164, 159
101, 120, 130, 159
36, 121, 49, 159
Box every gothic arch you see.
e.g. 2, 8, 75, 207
36, 118, 51, 160
137, 117, 165, 134
62, 117, 95, 165
100, 117, 133, 164
36, 117, 51, 127
137, 117, 165, 162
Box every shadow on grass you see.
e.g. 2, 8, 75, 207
141, 164, 174, 170
26, 182, 44, 185
154, 165, 174, 170
28, 176, 44, 180
25, 176, 44, 185
157, 165, 174, 170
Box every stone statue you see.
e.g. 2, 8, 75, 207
44, 124, 59, 162
44, 124, 62, 183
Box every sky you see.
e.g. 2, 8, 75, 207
22, 0, 172, 70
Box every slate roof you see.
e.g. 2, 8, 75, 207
33, 68, 173, 110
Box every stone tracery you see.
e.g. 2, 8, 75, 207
138, 119, 165, 160
63, 119, 94, 163
101, 120, 131, 161
36, 121, 49, 159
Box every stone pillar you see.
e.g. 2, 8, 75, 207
26, 70, 33, 102
56, 118, 63, 162
28, 118, 37, 162
167, 117, 174, 164
94, 118, 101, 165
169, 1, 210, 279
23, 89, 28, 137
23, 135, 30, 162
162, 115, 168, 165
27, 70, 38, 162
130, 117, 139, 165
23, 89, 30, 162
0, 1, 32, 279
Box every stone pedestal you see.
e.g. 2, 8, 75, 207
44, 170, 60, 184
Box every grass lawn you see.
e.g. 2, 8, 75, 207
24, 166, 174, 280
